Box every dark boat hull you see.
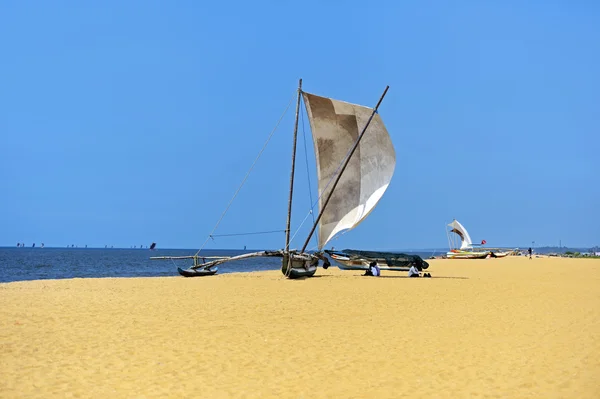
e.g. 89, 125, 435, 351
177, 267, 218, 277
326, 249, 429, 271
286, 265, 317, 279
281, 253, 319, 279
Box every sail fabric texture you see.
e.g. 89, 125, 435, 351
448, 219, 473, 249
302, 92, 396, 250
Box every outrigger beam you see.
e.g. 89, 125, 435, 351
186, 251, 286, 270
150, 256, 231, 260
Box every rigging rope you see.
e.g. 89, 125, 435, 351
211, 229, 285, 238
194, 93, 296, 257
288, 209, 313, 249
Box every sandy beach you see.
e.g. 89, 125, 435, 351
1, 256, 598, 398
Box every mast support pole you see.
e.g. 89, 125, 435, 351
300, 85, 389, 253
285, 79, 303, 253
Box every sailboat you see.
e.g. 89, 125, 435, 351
151, 79, 396, 279
446, 219, 512, 259
446, 219, 489, 259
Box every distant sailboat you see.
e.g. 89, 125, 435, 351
446, 219, 487, 259
152, 79, 395, 279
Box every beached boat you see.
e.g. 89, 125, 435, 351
326, 249, 429, 271
152, 80, 396, 279
177, 266, 218, 277
445, 220, 513, 259
489, 251, 509, 258
446, 219, 490, 259
446, 249, 489, 259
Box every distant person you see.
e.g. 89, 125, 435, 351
408, 264, 420, 277
528, 247, 533, 260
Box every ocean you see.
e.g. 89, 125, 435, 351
0, 247, 436, 283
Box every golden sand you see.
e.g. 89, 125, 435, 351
1, 257, 599, 398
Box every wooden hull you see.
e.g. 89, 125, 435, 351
281, 254, 318, 279
287, 265, 317, 278
177, 267, 218, 277
446, 251, 489, 259
329, 253, 411, 271
491, 252, 509, 258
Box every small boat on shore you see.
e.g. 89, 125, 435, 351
326, 249, 429, 271
446, 219, 490, 259
177, 266, 218, 277
447, 249, 489, 259
446, 220, 514, 259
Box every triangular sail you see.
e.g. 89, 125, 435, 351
448, 219, 473, 249
302, 92, 396, 250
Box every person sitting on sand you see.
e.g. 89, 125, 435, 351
371, 261, 380, 276
408, 264, 420, 277
363, 261, 380, 277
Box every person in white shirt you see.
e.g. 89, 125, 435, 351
363, 261, 380, 276
370, 261, 380, 276
408, 265, 420, 277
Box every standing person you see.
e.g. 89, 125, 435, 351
528, 247, 533, 260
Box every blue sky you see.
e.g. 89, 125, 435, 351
1, 0, 598, 250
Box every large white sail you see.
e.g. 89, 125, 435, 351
302, 92, 396, 250
447, 219, 473, 249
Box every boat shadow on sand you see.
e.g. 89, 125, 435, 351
372, 275, 469, 279
286, 274, 470, 280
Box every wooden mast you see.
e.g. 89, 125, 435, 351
300, 85, 390, 253
284, 79, 303, 266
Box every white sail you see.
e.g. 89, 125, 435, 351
302, 92, 396, 250
447, 219, 473, 250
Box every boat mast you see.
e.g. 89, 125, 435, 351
285, 79, 303, 253
300, 85, 390, 253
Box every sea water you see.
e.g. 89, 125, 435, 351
0, 247, 435, 283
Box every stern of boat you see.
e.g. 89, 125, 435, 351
281, 253, 317, 278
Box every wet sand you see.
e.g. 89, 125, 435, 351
1, 256, 598, 398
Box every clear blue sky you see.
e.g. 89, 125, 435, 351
1, 0, 598, 250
